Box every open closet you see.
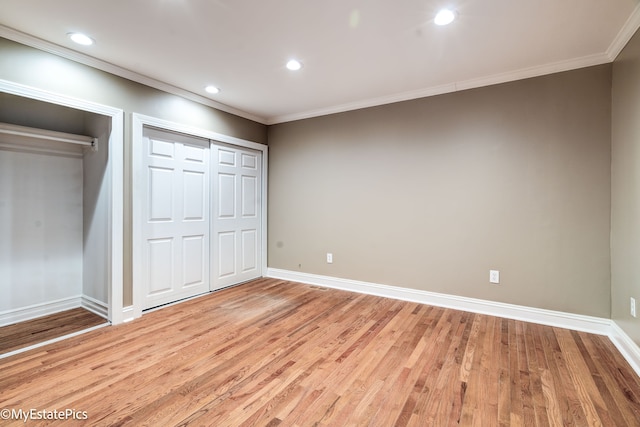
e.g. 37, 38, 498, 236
0, 90, 120, 354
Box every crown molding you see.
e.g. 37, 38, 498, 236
0, 25, 267, 125
3, 9, 638, 128
265, 83, 457, 125
266, 52, 611, 124
607, 2, 640, 61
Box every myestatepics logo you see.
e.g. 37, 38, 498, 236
1, 408, 88, 422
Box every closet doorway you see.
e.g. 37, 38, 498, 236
132, 114, 267, 317
0, 84, 124, 355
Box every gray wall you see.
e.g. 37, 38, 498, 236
268, 65, 612, 318
0, 37, 267, 306
612, 29, 640, 342
0, 35, 626, 326
83, 113, 111, 305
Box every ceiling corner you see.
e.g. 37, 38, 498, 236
606, 2, 640, 61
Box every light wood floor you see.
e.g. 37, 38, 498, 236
0, 308, 107, 355
1, 278, 639, 426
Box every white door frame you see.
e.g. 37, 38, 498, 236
0, 79, 125, 324
132, 113, 268, 320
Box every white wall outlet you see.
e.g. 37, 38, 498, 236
326, 253, 333, 264
631, 297, 637, 318
489, 270, 500, 284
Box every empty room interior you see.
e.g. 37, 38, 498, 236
1, 1, 640, 425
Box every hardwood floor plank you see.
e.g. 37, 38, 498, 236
577, 332, 640, 426
0, 308, 106, 354
458, 314, 489, 426
498, 318, 511, 427
526, 324, 551, 427
555, 328, 613, 426
0, 279, 639, 426
515, 321, 536, 427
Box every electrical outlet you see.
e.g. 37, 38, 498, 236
489, 270, 500, 284
326, 253, 333, 264
631, 297, 637, 318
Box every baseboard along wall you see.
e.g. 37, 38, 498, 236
0, 294, 108, 327
266, 268, 640, 377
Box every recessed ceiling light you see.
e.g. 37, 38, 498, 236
434, 9, 456, 26
205, 85, 220, 94
67, 32, 94, 46
286, 59, 302, 71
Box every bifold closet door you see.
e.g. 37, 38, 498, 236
211, 145, 262, 290
141, 128, 210, 309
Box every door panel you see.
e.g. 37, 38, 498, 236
241, 229, 257, 272
218, 231, 236, 278
148, 238, 173, 295
142, 127, 210, 309
182, 235, 205, 286
218, 148, 236, 166
241, 176, 257, 217
149, 167, 173, 221
183, 171, 205, 220
218, 173, 236, 218
212, 145, 262, 289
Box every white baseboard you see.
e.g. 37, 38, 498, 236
0, 294, 109, 326
0, 296, 82, 327
81, 295, 109, 319
610, 321, 640, 376
267, 268, 611, 334
267, 268, 640, 376
122, 305, 135, 323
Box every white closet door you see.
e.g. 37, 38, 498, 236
211, 145, 262, 290
141, 128, 210, 309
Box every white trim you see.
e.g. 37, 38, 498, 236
266, 53, 612, 124
267, 268, 640, 376
122, 306, 135, 323
81, 295, 109, 319
137, 115, 267, 152
261, 150, 269, 279
0, 79, 125, 325
131, 113, 268, 321
266, 82, 455, 125
454, 54, 610, 92
607, 2, 640, 61
0, 296, 82, 327
0, 25, 266, 125
266, 268, 611, 335
3, 20, 636, 127
609, 322, 640, 377
0, 322, 109, 360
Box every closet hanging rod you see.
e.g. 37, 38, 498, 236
0, 123, 98, 150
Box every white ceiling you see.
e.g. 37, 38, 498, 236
1, 0, 639, 124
